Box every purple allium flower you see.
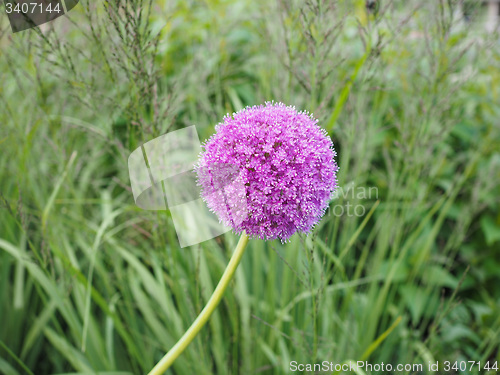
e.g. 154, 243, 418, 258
196, 102, 338, 242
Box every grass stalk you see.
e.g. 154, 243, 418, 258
148, 232, 250, 375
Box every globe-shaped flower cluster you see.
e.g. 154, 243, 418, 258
196, 102, 338, 241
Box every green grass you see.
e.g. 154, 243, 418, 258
1, 0, 499, 374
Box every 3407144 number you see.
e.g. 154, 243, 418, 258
5, 2, 61, 14
443, 361, 498, 372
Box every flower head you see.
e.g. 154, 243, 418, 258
196, 102, 338, 241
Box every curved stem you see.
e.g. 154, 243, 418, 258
148, 232, 250, 375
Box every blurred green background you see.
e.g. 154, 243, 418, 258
1, 0, 499, 374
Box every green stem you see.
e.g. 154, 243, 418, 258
148, 232, 250, 375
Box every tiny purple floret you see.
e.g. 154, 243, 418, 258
196, 102, 338, 242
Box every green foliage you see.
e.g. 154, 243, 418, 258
0, 0, 499, 374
